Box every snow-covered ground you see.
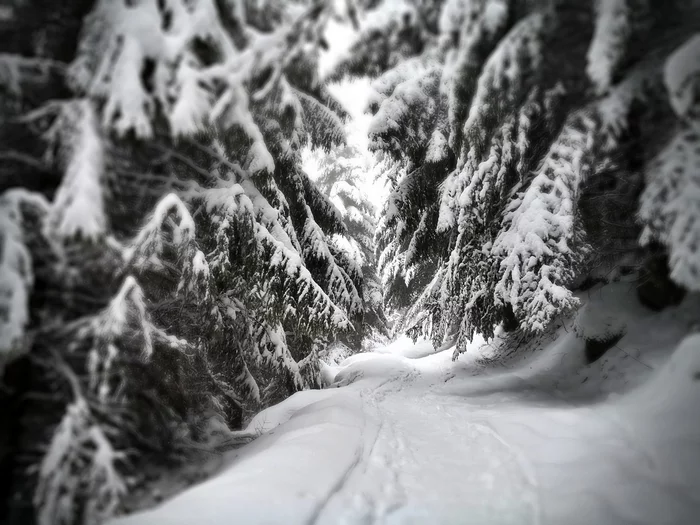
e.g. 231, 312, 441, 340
112, 282, 700, 525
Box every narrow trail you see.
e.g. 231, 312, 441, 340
315, 369, 540, 525
307, 408, 380, 525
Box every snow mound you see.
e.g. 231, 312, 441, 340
333, 353, 416, 387
111, 393, 370, 525
374, 336, 437, 359
573, 300, 627, 342
623, 332, 700, 413
244, 388, 340, 435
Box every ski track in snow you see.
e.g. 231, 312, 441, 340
315, 368, 539, 525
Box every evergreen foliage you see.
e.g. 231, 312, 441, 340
312, 144, 391, 346
0, 1, 367, 523
327, 0, 445, 82
336, 0, 700, 354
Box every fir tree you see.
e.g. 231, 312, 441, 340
355, 0, 700, 355
312, 143, 391, 346
0, 1, 367, 523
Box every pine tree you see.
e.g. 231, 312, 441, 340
0, 1, 368, 523
312, 143, 391, 346
349, 0, 700, 355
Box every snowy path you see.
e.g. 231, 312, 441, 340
112, 284, 700, 525
313, 366, 539, 525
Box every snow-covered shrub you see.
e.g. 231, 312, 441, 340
573, 300, 627, 363
319, 341, 352, 366
35, 397, 127, 525
19, 212, 222, 524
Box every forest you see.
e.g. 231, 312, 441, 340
0, 1, 699, 524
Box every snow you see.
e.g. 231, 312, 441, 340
639, 126, 700, 292
573, 298, 627, 342
0, 190, 38, 363
586, 0, 634, 94
46, 100, 106, 240
110, 282, 700, 525
117, 392, 369, 525
664, 33, 700, 119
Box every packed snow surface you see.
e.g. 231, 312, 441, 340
112, 283, 700, 525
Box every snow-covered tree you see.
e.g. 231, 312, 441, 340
327, 0, 445, 82
3, 0, 700, 521
0, 1, 369, 523
0, 190, 45, 366
639, 33, 700, 293
312, 144, 391, 346
347, 0, 700, 355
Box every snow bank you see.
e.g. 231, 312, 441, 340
244, 388, 340, 435
111, 393, 371, 525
